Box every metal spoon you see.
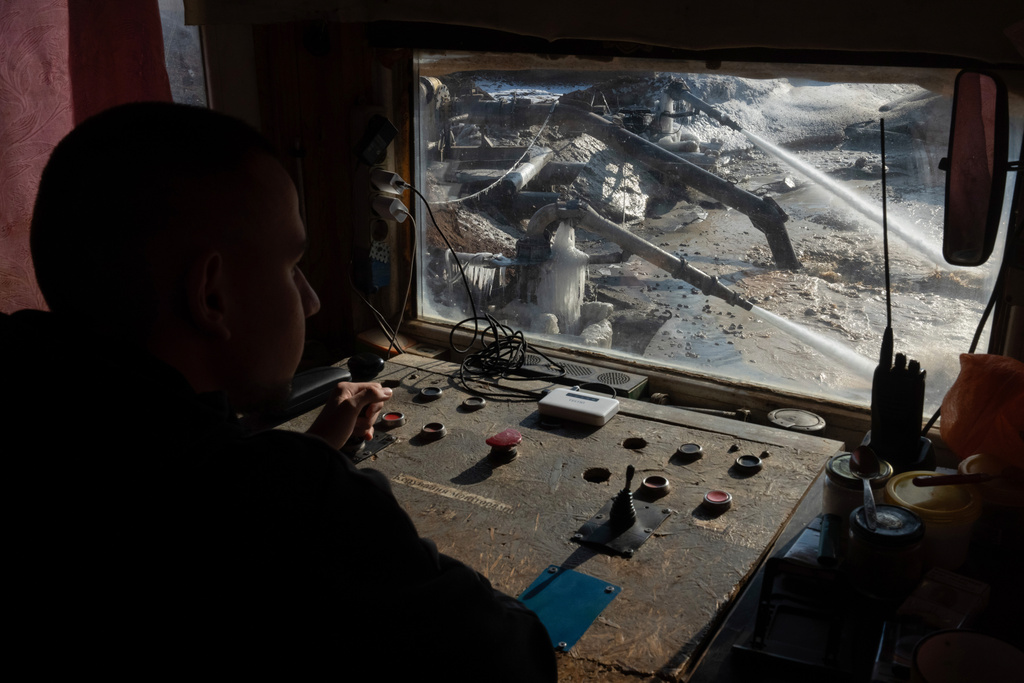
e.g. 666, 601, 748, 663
912, 472, 993, 487
912, 466, 1024, 487
851, 445, 881, 531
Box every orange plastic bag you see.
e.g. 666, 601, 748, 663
940, 354, 1024, 465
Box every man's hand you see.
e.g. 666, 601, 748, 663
305, 382, 393, 450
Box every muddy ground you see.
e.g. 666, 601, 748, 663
422, 72, 992, 410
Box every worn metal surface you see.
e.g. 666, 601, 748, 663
343, 432, 398, 464
572, 487, 674, 557
283, 355, 843, 680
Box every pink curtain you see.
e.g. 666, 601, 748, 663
0, 0, 171, 313
0, 1, 71, 312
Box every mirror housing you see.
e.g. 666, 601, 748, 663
941, 70, 1009, 267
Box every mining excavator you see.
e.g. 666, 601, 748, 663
420, 75, 799, 312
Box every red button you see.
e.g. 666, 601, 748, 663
486, 429, 523, 448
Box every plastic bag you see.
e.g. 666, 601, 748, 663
940, 354, 1024, 465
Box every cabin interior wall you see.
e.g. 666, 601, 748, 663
991, 165, 1024, 360
247, 21, 401, 363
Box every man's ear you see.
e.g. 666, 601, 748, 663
186, 251, 231, 341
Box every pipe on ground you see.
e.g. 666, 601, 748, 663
458, 100, 801, 270
525, 202, 753, 311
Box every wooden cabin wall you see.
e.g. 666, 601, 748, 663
249, 21, 413, 362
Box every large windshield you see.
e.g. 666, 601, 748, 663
412, 54, 1016, 412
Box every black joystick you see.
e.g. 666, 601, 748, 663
610, 465, 638, 529
347, 352, 385, 381
341, 435, 366, 457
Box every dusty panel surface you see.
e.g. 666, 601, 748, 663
283, 355, 842, 680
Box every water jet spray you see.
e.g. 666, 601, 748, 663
678, 85, 947, 265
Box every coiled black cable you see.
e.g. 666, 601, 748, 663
406, 184, 566, 400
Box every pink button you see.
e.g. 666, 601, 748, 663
703, 489, 732, 511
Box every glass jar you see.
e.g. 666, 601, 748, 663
846, 504, 924, 602
822, 452, 893, 545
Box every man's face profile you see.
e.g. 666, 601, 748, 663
207, 152, 320, 414
29, 103, 323, 415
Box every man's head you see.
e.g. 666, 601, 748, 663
31, 102, 320, 412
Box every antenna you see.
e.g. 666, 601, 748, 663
867, 118, 930, 473
879, 118, 893, 368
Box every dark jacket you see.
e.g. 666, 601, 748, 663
2, 309, 556, 680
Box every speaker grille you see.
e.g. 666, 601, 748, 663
564, 363, 591, 378
596, 371, 631, 385
508, 355, 648, 398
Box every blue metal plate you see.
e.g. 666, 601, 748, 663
518, 565, 621, 651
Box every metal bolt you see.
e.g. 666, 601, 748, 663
605, 586, 615, 593
558, 642, 568, 650
548, 567, 558, 574
573, 533, 583, 539
644, 528, 652, 534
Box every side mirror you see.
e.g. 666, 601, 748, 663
941, 70, 1009, 267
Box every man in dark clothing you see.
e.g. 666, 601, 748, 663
3, 102, 556, 680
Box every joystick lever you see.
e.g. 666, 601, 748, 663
610, 465, 638, 528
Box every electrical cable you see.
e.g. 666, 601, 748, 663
432, 100, 558, 206
577, 382, 618, 399
405, 184, 481, 346
385, 216, 418, 358
453, 316, 557, 402
348, 216, 413, 356
351, 282, 405, 355
404, 182, 567, 400
881, 119, 892, 334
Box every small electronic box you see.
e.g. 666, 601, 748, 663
538, 387, 620, 426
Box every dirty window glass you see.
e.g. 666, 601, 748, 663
159, 0, 207, 106
413, 53, 1016, 412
